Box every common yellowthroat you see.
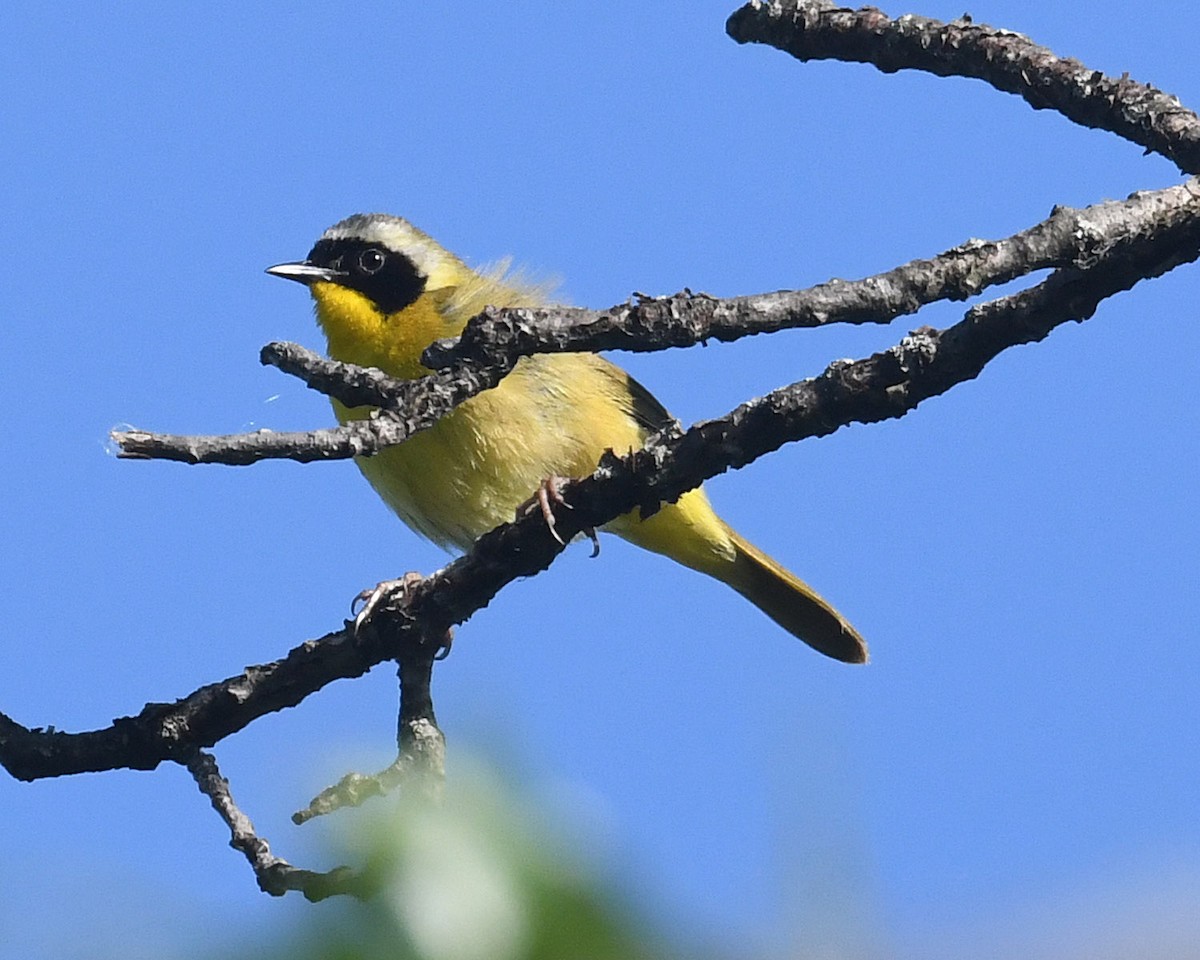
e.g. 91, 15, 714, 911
267, 214, 867, 663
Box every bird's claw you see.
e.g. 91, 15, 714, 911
518, 476, 571, 545
519, 477, 600, 557
351, 571, 424, 633
433, 628, 454, 660
352, 572, 454, 658
536, 476, 569, 546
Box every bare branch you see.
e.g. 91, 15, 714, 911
111, 181, 1199, 467
726, 1, 1200, 175
112, 344, 516, 464
0, 623, 432, 779
260, 341, 429, 409
9, 172, 1197, 785
259, 341, 514, 418
291, 762, 409, 825
426, 185, 1196, 367
293, 640, 445, 824
8, 6, 1200, 905
112, 421, 397, 466
185, 750, 371, 900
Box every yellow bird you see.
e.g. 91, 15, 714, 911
267, 214, 867, 663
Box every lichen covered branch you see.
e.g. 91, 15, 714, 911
9, 171, 1198, 784
726, 1, 1200, 175
111, 183, 1200, 466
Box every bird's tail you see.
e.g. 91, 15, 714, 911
611, 490, 868, 663
722, 528, 868, 664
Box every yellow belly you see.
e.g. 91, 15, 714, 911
337, 352, 737, 576
337, 354, 633, 547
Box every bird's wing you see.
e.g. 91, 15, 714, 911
626, 372, 674, 433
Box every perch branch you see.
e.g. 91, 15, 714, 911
111, 181, 1200, 466
185, 750, 370, 900
7, 172, 1198, 783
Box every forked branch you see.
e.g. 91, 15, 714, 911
4, 2, 1199, 900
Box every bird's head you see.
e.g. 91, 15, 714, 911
267, 213, 473, 376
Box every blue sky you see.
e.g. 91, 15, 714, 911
2, 2, 1197, 957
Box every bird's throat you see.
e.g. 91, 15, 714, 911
311, 282, 451, 380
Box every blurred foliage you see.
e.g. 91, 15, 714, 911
222, 762, 723, 960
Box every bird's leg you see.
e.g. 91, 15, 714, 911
351, 572, 454, 658
517, 476, 600, 557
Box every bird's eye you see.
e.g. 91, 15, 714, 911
358, 248, 386, 274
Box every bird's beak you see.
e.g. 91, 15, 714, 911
265, 261, 345, 285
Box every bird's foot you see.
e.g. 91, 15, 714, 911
352, 571, 424, 630
518, 476, 600, 557
351, 572, 454, 658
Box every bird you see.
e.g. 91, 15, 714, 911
267, 214, 867, 663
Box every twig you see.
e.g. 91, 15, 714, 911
726, 1, 1200, 175
293, 639, 446, 823
111, 183, 1200, 466
113, 344, 515, 464
184, 749, 372, 900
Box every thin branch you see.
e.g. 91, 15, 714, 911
260, 341, 432, 409
110, 182, 1199, 467
112, 344, 516, 464
290, 759, 410, 826
423, 185, 1189, 367
726, 1, 1200, 175
185, 750, 371, 900
260, 340, 514, 424
292, 639, 445, 824
113, 420, 400, 466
